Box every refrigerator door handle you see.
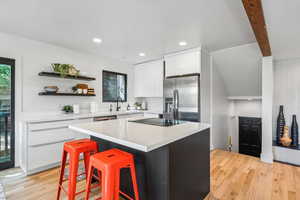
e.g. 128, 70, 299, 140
173, 89, 179, 120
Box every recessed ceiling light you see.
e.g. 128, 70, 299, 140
179, 41, 187, 46
139, 52, 146, 57
93, 38, 102, 44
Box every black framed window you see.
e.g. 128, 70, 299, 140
0, 57, 15, 170
102, 70, 127, 102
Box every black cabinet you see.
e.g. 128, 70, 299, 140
91, 128, 210, 200
239, 117, 262, 157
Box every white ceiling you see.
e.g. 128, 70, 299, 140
0, 0, 256, 63
212, 43, 262, 97
263, 1, 300, 60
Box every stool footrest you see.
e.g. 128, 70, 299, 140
75, 183, 101, 196
61, 172, 87, 183
59, 183, 100, 196
75, 189, 86, 196
120, 189, 135, 200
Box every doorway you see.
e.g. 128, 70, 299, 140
0, 57, 15, 170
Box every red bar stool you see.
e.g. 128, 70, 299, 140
85, 148, 140, 200
57, 139, 98, 200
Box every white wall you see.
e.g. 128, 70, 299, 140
211, 44, 262, 152
261, 56, 274, 163
212, 43, 262, 97
273, 58, 300, 143
211, 61, 230, 150
228, 100, 262, 152
200, 49, 212, 124
272, 58, 300, 165
232, 100, 262, 117
135, 97, 163, 114
0, 32, 135, 166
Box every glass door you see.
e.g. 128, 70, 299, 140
0, 57, 15, 170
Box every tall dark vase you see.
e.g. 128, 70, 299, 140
276, 105, 285, 145
291, 115, 299, 147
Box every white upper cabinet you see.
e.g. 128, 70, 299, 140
164, 48, 201, 77
134, 60, 164, 97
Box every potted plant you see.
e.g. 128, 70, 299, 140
62, 105, 73, 114
51, 64, 80, 78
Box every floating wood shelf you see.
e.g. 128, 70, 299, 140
38, 71, 96, 81
38, 92, 96, 96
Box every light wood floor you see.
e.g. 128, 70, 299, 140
3, 149, 300, 200
205, 150, 300, 200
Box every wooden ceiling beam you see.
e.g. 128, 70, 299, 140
242, 0, 272, 56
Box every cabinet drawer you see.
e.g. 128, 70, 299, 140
28, 128, 75, 146
28, 142, 65, 171
28, 119, 76, 131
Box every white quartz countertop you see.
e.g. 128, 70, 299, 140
69, 118, 210, 152
22, 110, 160, 123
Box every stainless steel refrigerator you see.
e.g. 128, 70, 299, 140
163, 74, 200, 122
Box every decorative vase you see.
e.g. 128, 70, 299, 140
280, 126, 292, 147
291, 115, 299, 147
227, 136, 232, 152
276, 105, 286, 145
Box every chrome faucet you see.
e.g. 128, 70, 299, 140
116, 97, 121, 111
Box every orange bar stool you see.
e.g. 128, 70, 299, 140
57, 139, 98, 200
85, 148, 140, 200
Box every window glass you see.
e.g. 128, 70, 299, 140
102, 70, 127, 102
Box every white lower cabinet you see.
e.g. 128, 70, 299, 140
23, 117, 93, 175
28, 128, 75, 146
28, 142, 65, 172
22, 113, 146, 175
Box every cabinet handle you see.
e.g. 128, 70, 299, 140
30, 126, 69, 132
94, 117, 116, 121
29, 119, 75, 124
29, 138, 75, 148
77, 117, 92, 120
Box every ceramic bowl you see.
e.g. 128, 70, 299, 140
44, 86, 58, 93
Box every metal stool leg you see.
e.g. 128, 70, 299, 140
57, 150, 68, 200
68, 152, 79, 200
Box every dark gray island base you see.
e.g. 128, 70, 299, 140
91, 128, 210, 200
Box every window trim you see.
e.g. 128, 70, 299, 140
102, 70, 127, 103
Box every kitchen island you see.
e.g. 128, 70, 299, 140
69, 118, 210, 200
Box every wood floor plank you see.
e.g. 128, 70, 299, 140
3, 149, 300, 200
294, 167, 300, 200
